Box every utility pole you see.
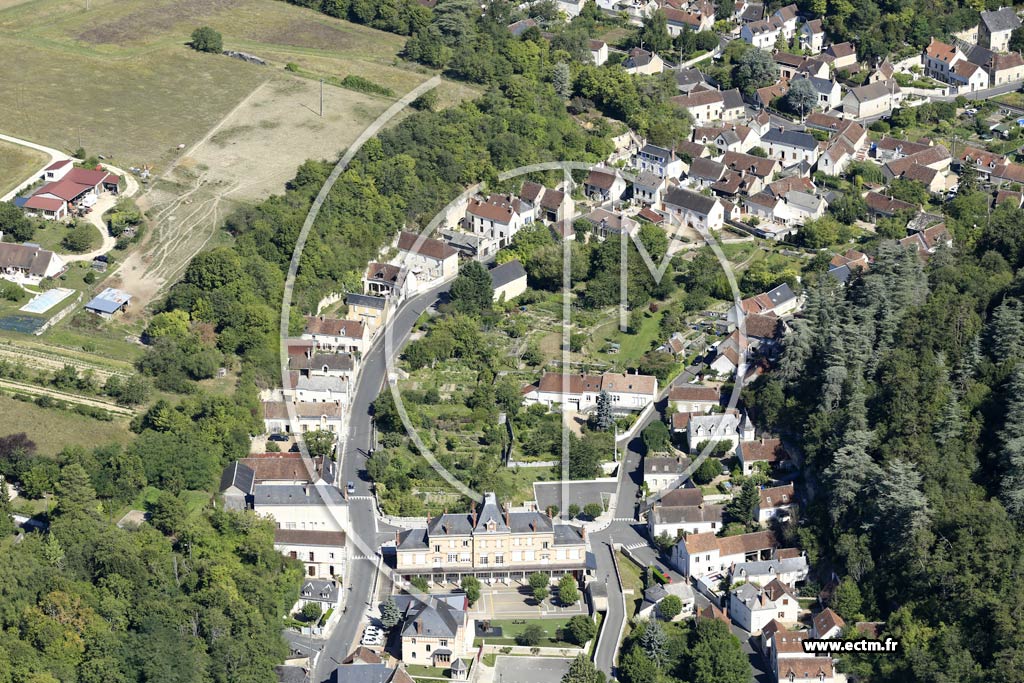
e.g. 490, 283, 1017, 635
320, 79, 324, 118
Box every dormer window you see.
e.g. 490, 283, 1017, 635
487, 520, 496, 531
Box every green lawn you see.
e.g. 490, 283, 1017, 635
474, 617, 576, 647
616, 550, 646, 621
0, 394, 132, 457
0, 138, 46, 197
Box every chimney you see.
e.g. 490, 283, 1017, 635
505, 503, 510, 526
416, 620, 422, 634
303, 485, 309, 497
471, 503, 477, 528
395, 530, 400, 545
581, 526, 587, 539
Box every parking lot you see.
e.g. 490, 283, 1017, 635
471, 586, 589, 619
492, 656, 573, 683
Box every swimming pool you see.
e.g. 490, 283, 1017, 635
19, 288, 75, 314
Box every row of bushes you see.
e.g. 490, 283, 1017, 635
5, 390, 116, 421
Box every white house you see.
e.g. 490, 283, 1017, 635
811, 608, 846, 640
275, 529, 346, 579
634, 143, 686, 179
663, 187, 724, 231
263, 400, 345, 436
730, 554, 809, 587
671, 89, 745, 124
755, 483, 796, 524
668, 384, 721, 413
678, 409, 754, 453
633, 171, 668, 206
465, 195, 527, 252
0, 242, 66, 286
489, 259, 528, 302
589, 39, 609, 65
648, 500, 724, 539
302, 316, 367, 356
740, 17, 784, 49
285, 375, 350, 405
729, 578, 799, 634
923, 37, 966, 82
799, 19, 825, 53
584, 167, 628, 202
670, 529, 777, 578
776, 657, 837, 683
979, 7, 1022, 53
843, 80, 902, 119
760, 128, 821, 167
643, 456, 694, 496
523, 371, 658, 412
396, 230, 459, 283
737, 437, 787, 475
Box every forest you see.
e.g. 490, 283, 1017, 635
746, 193, 1024, 680
0, 384, 300, 682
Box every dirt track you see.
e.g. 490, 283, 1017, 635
0, 344, 127, 381
0, 378, 135, 416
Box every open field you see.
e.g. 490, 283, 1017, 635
1, 0, 480, 310
0, 139, 47, 196
0, 394, 132, 455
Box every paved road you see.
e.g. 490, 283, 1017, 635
312, 281, 452, 683
0, 132, 71, 202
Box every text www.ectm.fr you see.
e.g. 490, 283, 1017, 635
803, 638, 900, 654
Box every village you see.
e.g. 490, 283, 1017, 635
1, 1, 1023, 683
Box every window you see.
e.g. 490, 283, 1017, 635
329, 553, 335, 559
434, 545, 441, 553
782, 599, 789, 605
495, 555, 504, 565
440, 640, 448, 647
411, 638, 416, 645
448, 554, 458, 563
308, 552, 315, 561
543, 542, 549, 549
778, 611, 785, 618
480, 556, 488, 565
426, 644, 431, 653
463, 540, 469, 547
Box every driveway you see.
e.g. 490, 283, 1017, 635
0, 132, 71, 202
63, 162, 140, 263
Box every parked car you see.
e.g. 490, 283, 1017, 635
347, 481, 356, 493
268, 433, 289, 442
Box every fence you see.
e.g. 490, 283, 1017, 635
36, 292, 82, 335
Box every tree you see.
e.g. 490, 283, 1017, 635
958, 159, 979, 195
0, 477, 13, 537
1011, 25, 1024, 53
149, 491, 186, 535
558, 574, 579, 605
637, 10, 672, 53
517, 623, 545, 646
594, 390, 613, 431
688, 618, 748, 683
461, 576, 481, 606
562, 654, 600, 683
552, 62, 572, 99
638, 618, 667, 663
583, 502, 603, 519
380, 598, 401, 628
0, 201, 36, 242
568, 503, 581, 519
528, 572, 550, 591
55, 463, 97, 517
642, 420, 670, 453
692, 457, 721, 484
117, 375, 151, 406
190, 26, 223, 52
450, 260, 493, 315
410, 576, 430, 592
619, 646, 658, 683
301, 602, 323, 621
785, 78, 817, 117
62, 222, 96, 252
734, 48, 778, 95
532, 586, 549, 603
567, 614, 597, 645
725, 479, 759, 524
830, 577, 863, 621
657, 594, 682, 620
304, 429, 336, 458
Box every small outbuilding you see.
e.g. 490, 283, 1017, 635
84, 287, 131, 318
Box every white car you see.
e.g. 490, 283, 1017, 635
361, 637, 383, 646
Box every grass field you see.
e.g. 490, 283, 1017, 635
474, 618, 575, 647
1, 0, 480, 309
616, 550, 646, 622
0, 394, 132, 455
0, 139, 46, 197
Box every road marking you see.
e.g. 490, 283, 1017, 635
348, 496, 375, 501
624, 542, 649, 550
614, 517, 636, 522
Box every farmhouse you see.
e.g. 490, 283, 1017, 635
0, 242, 66, 285
21, 166, 119, 220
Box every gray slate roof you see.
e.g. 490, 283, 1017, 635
400, 596, 465, 638
220, 461, 255, 494
761, 128, 818, 151
328, 664, 402, 683
254, 484, 346, 506
766, 282, 796, 307
300, 579, 340, 603
981, 7, 1021, 33
665, 187, 718, 215
732, 555, 808, 577
489, 260, 527, 290
346, 293, 387, 309
721, 88, 744, 110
